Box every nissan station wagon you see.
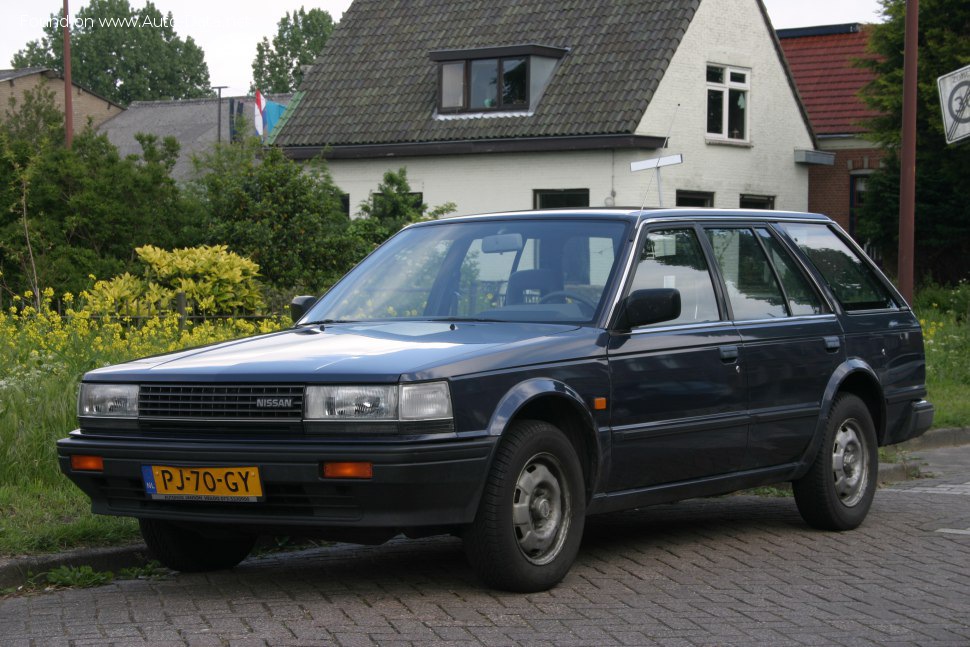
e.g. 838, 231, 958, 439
58, 209, 934, 592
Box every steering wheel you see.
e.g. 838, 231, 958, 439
538, 291, 597, 316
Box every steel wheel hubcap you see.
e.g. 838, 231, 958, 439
512, 453, 571, 565
832, 419, 869, 507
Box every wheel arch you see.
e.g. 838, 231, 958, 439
485, 378, 601, 501
795, 359, 886, 478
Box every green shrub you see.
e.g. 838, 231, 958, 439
82, 244, 264, 315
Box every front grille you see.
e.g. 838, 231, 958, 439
139, 384, 304, 420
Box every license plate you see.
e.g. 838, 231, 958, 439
142, 465, 263, 502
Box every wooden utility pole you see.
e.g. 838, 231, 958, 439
898, 0, 919, 303
62, 0, 74, 149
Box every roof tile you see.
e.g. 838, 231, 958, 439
274, 0, 701, 148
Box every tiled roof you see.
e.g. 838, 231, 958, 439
274, 0, 701, 148
0, 67, 49, 82
778, 24, 881, 136
98, 95, 292, 181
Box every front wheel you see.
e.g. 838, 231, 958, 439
793, 394, 878, 530
139, 519, 255, 572
464, 420, 586, 592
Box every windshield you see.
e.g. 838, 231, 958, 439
302, 219, 629, 324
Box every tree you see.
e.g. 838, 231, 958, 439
11, 0, 211, 106
857, 0, 970, 284
1, 88, 201, 296
251, 8, 335, 94
191, 137, 349, 291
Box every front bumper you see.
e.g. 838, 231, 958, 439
57, 432, 497, 531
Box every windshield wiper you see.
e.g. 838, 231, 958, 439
296, 319, 355, 327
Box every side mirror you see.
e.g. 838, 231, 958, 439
289, 295, 318, 323
617, 288, 681, 330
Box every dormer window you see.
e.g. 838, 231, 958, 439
431, 45, 567, 114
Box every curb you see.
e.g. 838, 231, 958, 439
0, 544, 150, 591
2, 427, 968, 592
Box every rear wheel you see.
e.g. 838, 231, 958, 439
139, 519, 255, 572
793, 394, 878, 530
464, 419, 585, 592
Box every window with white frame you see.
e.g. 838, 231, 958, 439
706, 64, 749, 141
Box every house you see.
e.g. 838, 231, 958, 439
272, 0, 832, 216
0, 67, 123, 129
98, 94, 291, 182
778, 23, 883, 237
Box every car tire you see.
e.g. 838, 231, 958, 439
139, 519, 255, 572
793, 393, 878, 531
464, 419, 586, 592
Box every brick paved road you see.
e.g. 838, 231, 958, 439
3, 445, 969, 647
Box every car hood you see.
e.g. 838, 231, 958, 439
84, 321, 599, 383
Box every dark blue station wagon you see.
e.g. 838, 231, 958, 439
59, 209, 934, 591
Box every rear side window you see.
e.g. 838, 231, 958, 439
778, 223, 897, 311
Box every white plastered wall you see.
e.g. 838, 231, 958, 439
632, 0, 815, 210
325, 0, 814, 217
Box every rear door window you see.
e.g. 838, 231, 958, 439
705, 228, 787, 320
755, 228, 826, 316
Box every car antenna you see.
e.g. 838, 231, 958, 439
632, 103, 683, 217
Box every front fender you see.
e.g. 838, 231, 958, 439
485, 377, 595, 438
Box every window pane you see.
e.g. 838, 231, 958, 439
706, 65, 724, 83
440, 62, 464, 108
630, 229, 720, 326
756, 229, 824, 316
470, 59, 499, 109
728, 89, 746, 139
739, 194, 774, 210
778, 224, 897, 311
730, 71, 747, 84
502, 57, 527, 107
707, 89, 724, 135
706, 228, 787, 320
676, 190, 714, 207
534, 189, 589, 209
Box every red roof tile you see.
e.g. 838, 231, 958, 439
779, 27, 883, 136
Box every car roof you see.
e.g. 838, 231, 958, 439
409, 208, 833, 227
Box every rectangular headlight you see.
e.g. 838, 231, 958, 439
305, 385, 398, 420
305, 382, 452, 422
400, 382, 452, 420
78, 383, 139, 418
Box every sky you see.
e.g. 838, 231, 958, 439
0, 0, 886, 98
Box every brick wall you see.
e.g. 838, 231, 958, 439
0, 71, 123, 130
808, 146, 884, 234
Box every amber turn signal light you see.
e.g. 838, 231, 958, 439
593, 397, 608, 411
71, 455, 104, 472
322, 461, 373, 479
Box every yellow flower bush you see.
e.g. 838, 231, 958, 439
0, 288, 286, 489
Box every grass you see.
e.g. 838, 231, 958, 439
0, 293, 285, 558
0, 286, 967, 558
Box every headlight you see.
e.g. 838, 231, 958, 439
78, 383, 139, 418
400, 382, 452, 420
305, 381, 452, 421
305, 385, 398, 420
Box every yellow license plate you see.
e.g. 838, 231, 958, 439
142, 465, 263, 502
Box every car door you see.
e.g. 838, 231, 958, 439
606, 226, 747, 491
702, 225, 843, 468
776, 222, 926, 444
